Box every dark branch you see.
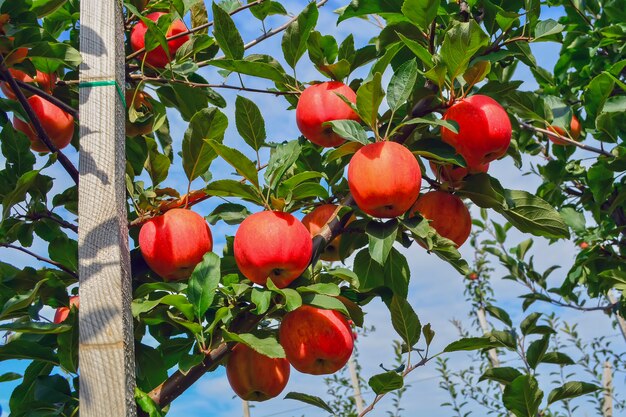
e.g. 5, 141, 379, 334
20, 210, 78, 233
519, 120, 613, 157
132, 75, 298, 95
0, 243, 78, 278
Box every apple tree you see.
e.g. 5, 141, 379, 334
0, 0, 623, 416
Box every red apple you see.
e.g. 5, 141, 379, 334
410, 190, 471, 247
547, 115, 581, 145
302, 204, 355, 262
1, 68, 57, 100
139, 208, 213, 280
226, 343, 290, 401
234, 211, 312, 288
467, 272, 478, 281
348, 141, 422, 218
279, 305, 353, 375
130, 12, 189, 68
579, 241, 589, 249
296, 81, 360, 147
54, 295, 79, 324
441, 95, 511, 171
13, 95, 74, 152
126, 89, 155, 137
429, 161, 489, 187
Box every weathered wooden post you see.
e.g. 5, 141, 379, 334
79, 0, 137, 415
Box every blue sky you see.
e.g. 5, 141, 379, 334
1, 2, 624, 416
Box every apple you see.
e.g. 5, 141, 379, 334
54, 295, 79, 324
296, 81, 360, 147
139, 208, 213, 280
467, 272, 478, 281
234, 211, 312, 288
348, 141, 422, 218
13, 95, 74, 152
279, 305, 353, 375
547, 115, 581, 145
302, 204, 355, 262
579, 241, 589, 249
441, 95, 511, 171
1, 67, 57, 100
226, 343, 290, 401
429, 161, 489, 187
126, 89, 155, 137
410, 190, 471, 247
130, 12, 189, 68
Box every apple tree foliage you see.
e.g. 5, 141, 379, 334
0, 0, 623, 416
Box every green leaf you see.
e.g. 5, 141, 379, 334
559, 207, 585, 233
503, 375, 543, 417
444, 336, 503, 352
136, 387, 166, 417
222, 330, 285, 358
297, 283, 341, 296
0, 279, 48, 320
383, 248, 411, 298
264, 141, 301, 191
485, 305, 512, 327
301, 294, 349, 317
356, 72, 385, 130
520, 312, 542, 335
0, 340, 58, 364
397, 33, 434, 69
30, 0, 67, 17
587, 163, 613, 204
28, 42, 82, 72
541, 352, 575, 366
0, 322, 71, 334
389, 295, 421, 348
206, 140, 259, 187
337, 0, 403, 22
284, 392, 334, 414
208, 59, 288, 83
352, 249, 385, 292
501, 189, 570, 239
33, 374, 71, 403
188, 252, 221, 319
182, 108, 228, 182
206, 203, 251, 225
57, 309, 78, 373
2, 170, 39, 219
0, 372, 22, 383
411, 137, 464, 166
205, 179, 264, 204
402, 0, 440, 30
235, 96, 266, 151
387, 59, 418, 112
266, 279, 302, 312
533, 19, 564, 41
49, 236, 78, 273
526, 335, 549, 369
369, 371, 404, 395
584, 72, 614, 119
423, 323, 435, 346
281, 2, 318, 68
212, 2, 244, 59
251, 288, 272, 315
440, 21, 489, 79
547, 381, 600, 405
324, 120, 371, 145
479, 367, 523, 385
366, 219, 398, 265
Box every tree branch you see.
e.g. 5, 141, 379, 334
0, 243, 78, 278
19, 210, 78, 233
130, 75, 298, 95
519, 121, 613, 157
125, 0, 265, 61
0, 60, 79, 185
0, 72, 79, 119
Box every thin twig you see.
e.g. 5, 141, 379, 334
0, 243, 78, 278
126, 0, 265, 61
19, 210, 78, 233
519, 121, 613, 157
131, 75, 298, 95
0, 60, 79, 185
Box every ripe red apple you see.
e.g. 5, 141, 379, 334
234, 211, 312, 288
130, 12, 189, 68
1, 68, 57, 100
226, 343, 290, 401
296, 81, 360, 147
441, 95, 511, 171
279, 305, 353, 375
302, 204, 355, 262
410, 190, 471, 247
54, 295, 79, 324
348, 141, 422, 218
547, 115, 581, 145
429, 161, 489, 187
139, 208, 213, 280
126, 89, 155, 137
467, 272, 478, 281
13, 95, 74, 152
579, 241, 589, 249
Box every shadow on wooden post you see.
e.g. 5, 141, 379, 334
78, 0, 137, 415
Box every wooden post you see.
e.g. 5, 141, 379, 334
78, 0, 136, 416
348, 354, 365, 413
607, 293, 626, 343
476, 307, 500, 368
602, 361, 613, 417
242, 400, 251, 417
